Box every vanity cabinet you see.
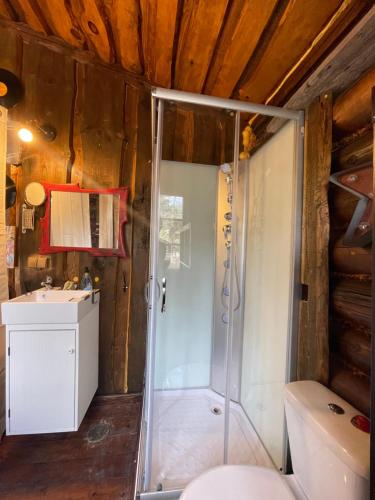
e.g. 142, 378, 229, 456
5, 302, 99, 435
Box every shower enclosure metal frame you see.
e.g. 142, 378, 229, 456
137, 87, 304, 499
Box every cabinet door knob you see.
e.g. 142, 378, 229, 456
68, 348, 75, 354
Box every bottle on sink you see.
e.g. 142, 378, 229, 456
80, 267, 93, 291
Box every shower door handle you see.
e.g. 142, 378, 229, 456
161, 277, 167, 313
144, 278, 161, 304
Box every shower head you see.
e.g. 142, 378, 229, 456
220, 163, 232, 174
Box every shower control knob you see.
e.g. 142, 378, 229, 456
222, 313, 229, 324
223, 224, 231, 238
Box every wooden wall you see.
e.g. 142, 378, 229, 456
162, 102, 234, 165
2, 24, 152, 394
328, 69, 374, 416
2, 26, 234, 396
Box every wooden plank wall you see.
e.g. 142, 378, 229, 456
329, 68, 374, 416
1, 24, 152, 394
2, 26, 234, 395
162, 103, 234, 165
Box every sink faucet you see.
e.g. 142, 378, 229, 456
41, 275, 53, 290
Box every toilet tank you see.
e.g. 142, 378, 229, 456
285, 381, 369, 500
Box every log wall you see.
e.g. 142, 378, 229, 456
329, 68, 374, 416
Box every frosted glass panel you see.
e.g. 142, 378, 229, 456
154, 161, 217, 389
241, 121, 296, 470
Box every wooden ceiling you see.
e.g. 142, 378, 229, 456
0, 0, 372, 107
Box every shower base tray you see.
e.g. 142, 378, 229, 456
150, 388, 274, 492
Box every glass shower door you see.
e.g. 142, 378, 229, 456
148, 159, 225, 492
139, 92, 303, 499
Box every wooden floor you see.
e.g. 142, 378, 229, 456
0, 394, 142, 499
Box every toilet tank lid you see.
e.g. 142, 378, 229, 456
285, 381, 369, 480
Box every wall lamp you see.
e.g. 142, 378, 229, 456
17, 122, 57, 143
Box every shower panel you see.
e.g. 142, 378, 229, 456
137, 88, 304, 499
211, 161, 247, 402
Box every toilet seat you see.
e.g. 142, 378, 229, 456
180, 465, 297, 500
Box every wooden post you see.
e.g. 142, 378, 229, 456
297, 92, 332, 384
126, 88, 152, 393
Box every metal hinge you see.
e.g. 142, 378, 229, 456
8, 409, 10, 418
7, 347, 10, 356
300, 126, 305, 136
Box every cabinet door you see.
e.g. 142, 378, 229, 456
8, 329, 76, 434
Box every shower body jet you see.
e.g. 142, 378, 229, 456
219, 162, 241, 322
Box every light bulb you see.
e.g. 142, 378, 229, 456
18, 127, 33, 143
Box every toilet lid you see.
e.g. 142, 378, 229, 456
180, 465, 297, 500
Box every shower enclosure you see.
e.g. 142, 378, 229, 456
136, 88, 304, 499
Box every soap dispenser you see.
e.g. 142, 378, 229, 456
80, 267, 93, 291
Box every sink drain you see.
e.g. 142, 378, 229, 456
211, 406, 222, 416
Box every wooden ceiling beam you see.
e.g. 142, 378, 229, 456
262, 0, 372, 108
1, 0, 373, 115
33, 0, 87, 49
265, 5, 375, 136
140, 0, 179, 88
234, 0, 347, 103
10, 0, 50, 34
0, 0, 17, 20
204, 0, 278, 98
239, 0, 372, 146
103, 0, 142, 74
0, 18, 150, 88
69, 0, 114, 63
174, 0, 229, 93
231, 0, 289, 101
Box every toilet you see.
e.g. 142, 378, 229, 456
181, 381, 370, 500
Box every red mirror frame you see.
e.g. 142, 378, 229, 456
39, 183, 129, 257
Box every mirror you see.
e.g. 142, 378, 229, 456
50, 192, 119, 249
39, 183, 128, 257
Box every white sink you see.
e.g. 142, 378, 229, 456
1, 289, 100, 325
